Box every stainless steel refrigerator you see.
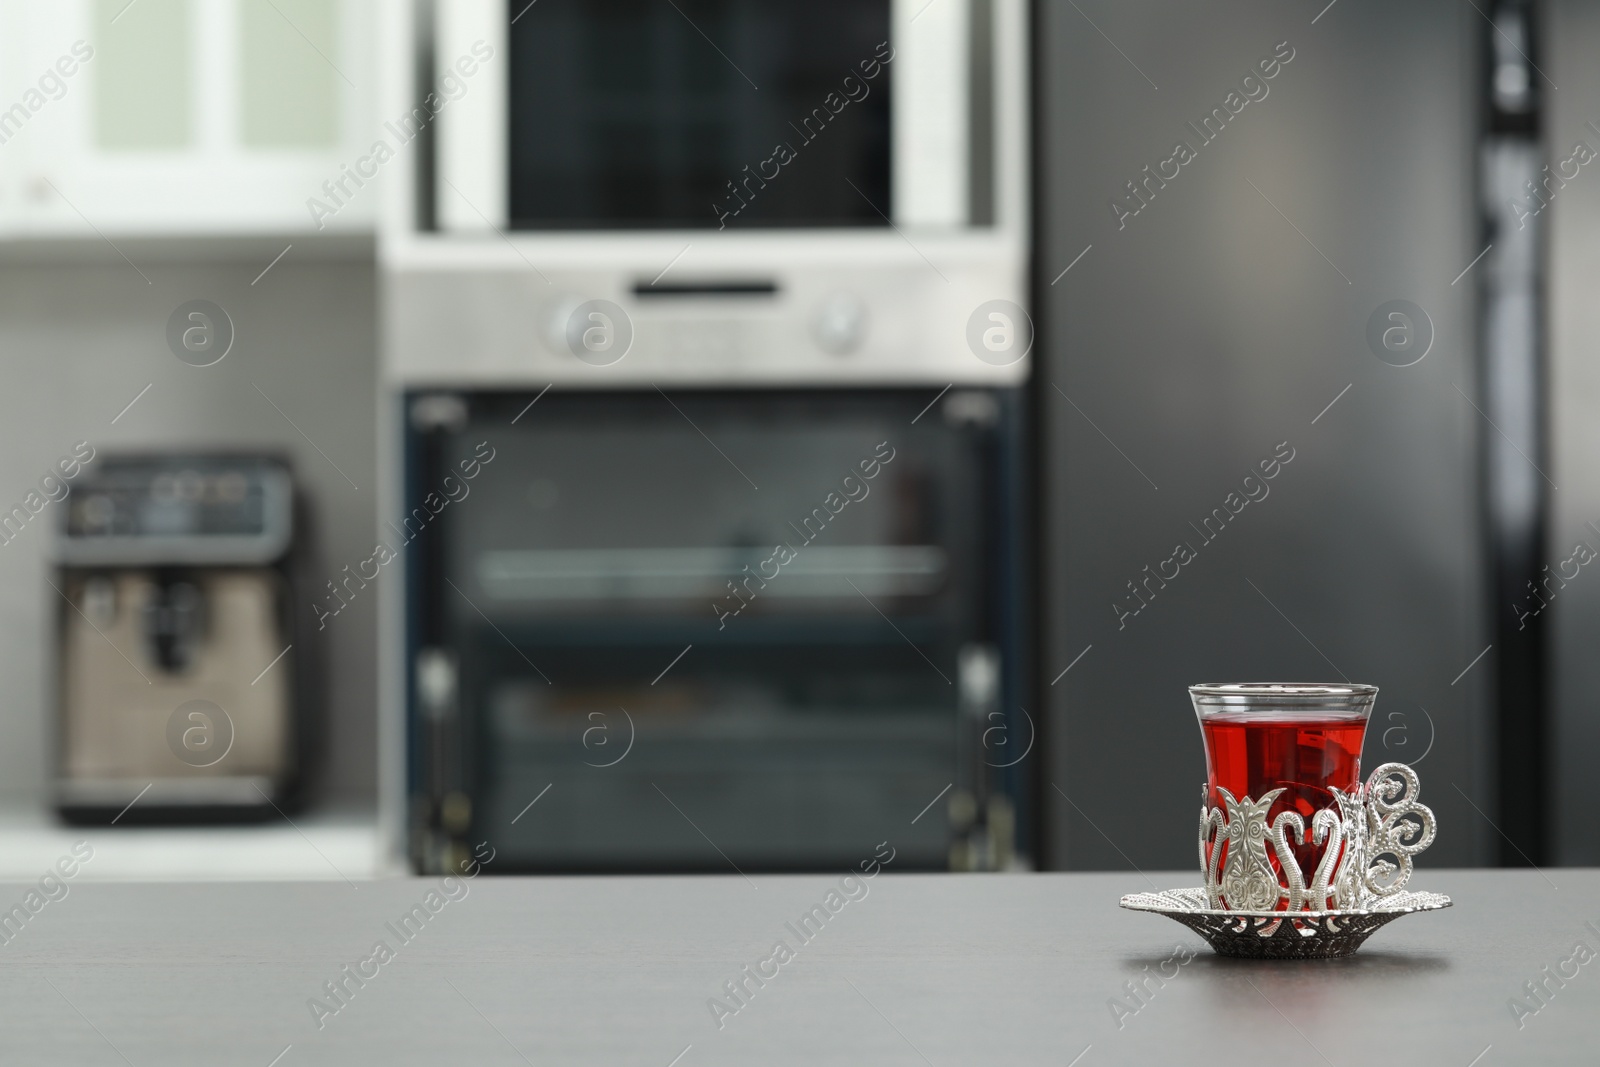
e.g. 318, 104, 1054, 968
1546, 0, 1600, 866
1037, 0, 1500, 869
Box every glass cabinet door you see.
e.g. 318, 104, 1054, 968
0, 0, 374, 235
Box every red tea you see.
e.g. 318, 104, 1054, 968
1200, 716, 1366, 903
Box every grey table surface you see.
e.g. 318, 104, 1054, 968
1, 868, 1595, 1065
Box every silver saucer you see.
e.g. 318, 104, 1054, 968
1120, 887, 1452, 959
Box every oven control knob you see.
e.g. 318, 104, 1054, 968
539, 295, 586, 356
812, 294, 868, 356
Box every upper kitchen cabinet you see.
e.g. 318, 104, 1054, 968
0, 0, 374, 237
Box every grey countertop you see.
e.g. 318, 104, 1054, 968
1, 868, 1595, 1064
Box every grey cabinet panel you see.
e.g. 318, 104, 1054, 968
1038, 0, 1492, 868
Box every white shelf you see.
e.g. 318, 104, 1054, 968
0, 806, 395, 882
0, 231, 372, 263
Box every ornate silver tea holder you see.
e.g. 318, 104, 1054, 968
1121, 762, 1451, 959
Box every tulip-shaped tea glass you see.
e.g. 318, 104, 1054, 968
1191, 683, 1376, 911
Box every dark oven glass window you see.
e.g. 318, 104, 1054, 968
406, 390, 1003, 872
508, 0, 892, 229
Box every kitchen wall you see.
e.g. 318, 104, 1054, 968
0, 240, 377, 808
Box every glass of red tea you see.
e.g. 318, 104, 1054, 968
1190, 683, 1376, 910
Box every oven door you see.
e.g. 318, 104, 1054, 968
403, 387, 1024, 873
435, 0, 987, 231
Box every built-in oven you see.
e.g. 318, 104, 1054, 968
379, 0, 1027, 389
401, 387, 1029, 873
375, 1, 1032, 872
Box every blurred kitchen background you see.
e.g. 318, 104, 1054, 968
0, 0, 1593, 880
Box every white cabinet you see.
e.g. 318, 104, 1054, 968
0, 0, 375, 236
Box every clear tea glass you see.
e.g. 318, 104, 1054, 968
1191, 683, 1376, 909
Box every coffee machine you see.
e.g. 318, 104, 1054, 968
54, 454, 312, 823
